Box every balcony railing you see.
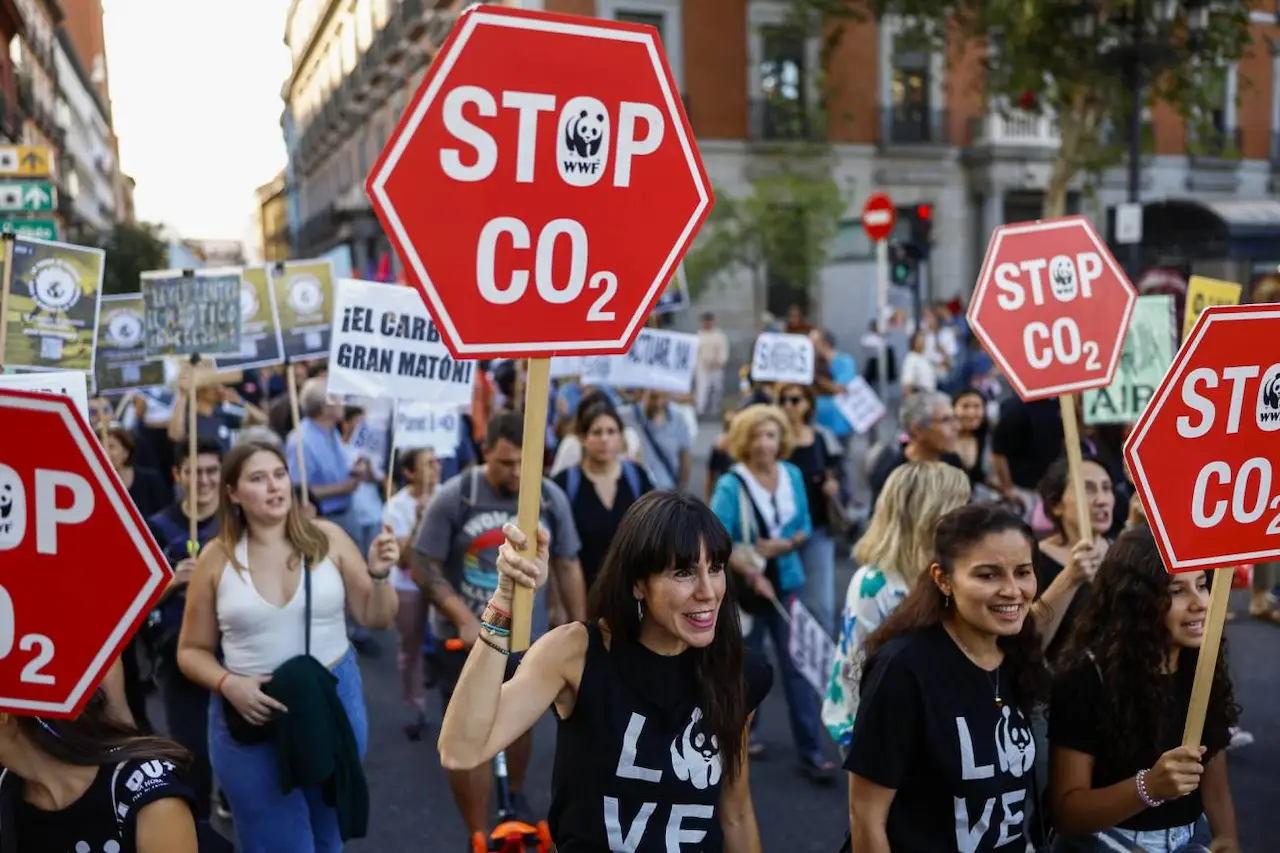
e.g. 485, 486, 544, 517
968, 109, 1060, 148
748, 98, 827, 144
879, 106, 948, 147
1189, 125, 1243, 163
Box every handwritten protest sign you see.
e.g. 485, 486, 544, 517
94, 293, 167, 393
272, 259, 335, 360
2, 237, 105, 371
751, 332, 815, 384
393, 402, 461, 458
214, 266, 285, 371
550, 329, 698, 393
0, 369, 89, 420
1182, 276, 1242, 342
549, 357, 582, 380
139, 268, 243, 357
834, 375, 887, 435
1084, 294, 1176, 426
327, 278, 475, 407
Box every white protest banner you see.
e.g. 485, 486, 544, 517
0, 370, 90, 421
549, 357, 582, 380
327, 278, 474, 407
787, 597, 837, 696
393, 402, 460, 458
607, 328, 698, 393
834, 375, 887, 435
751, 332, 814, 384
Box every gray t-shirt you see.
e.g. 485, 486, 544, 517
413, 466, 581, 640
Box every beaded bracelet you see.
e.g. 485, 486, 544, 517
478, 633, 510, 656
481, 622, 511, 637
1135, 768, 1164, 808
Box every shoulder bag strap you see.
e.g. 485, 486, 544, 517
635, 404, 679, 483
304, 557, 312, 657
732, 473, 754, 546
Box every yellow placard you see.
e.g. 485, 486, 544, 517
1183, 276, 1242, 341
0, 145, 52, 177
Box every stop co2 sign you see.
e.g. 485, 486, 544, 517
366, 4, 711, 360
967, 216, 1136, 401
1126, 304, 1280, 572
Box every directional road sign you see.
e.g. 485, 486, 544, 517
0, 182, 56, 214
0, 146, 52, 178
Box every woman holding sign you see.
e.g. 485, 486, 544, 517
438, 492, 772, 853
1047, 528, 1240, 852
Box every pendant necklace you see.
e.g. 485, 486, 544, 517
946, 625, 1003, 708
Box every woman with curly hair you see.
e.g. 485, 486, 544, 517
845, 503, 1048, 853
1048, 527, 1240, 852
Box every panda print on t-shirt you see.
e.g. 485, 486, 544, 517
954, 704, 1037, 850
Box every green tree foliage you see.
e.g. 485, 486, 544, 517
99, 222, 167, 296
794, 0, 1251, 216
684, 166, 850, 302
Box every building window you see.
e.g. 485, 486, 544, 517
597, 0, 683, 88
1194, 64, 1238, 157
888, 31, 932, 143
757, 25, 807, 139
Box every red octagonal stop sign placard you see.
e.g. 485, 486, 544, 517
0, 389, 171, 717
968, 216, 1136, 401
367, 5, 711, 360
1125, 304, 1280, 573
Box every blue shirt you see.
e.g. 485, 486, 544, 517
815, 351, 857, 438
286, 419, 354, 516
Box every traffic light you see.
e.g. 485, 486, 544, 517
910, 203, 933, 251
890, 243, 922, 288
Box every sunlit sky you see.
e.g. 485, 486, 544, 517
102, 0, 294, 242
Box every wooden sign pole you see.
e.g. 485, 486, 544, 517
0, 233, 14, 370
509, 357, 550, 653
1059, 394, 1093, 545
1181, 567, 1233, 747
384, 400, 399, 501
187, 353, 201, 548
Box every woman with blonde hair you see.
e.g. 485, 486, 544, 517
709, 403, 832, 780
177, 440, 400, 852
821, 460, 971, 747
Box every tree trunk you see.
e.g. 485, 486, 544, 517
1041, 94, 1088, 220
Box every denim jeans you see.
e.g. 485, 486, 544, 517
208, 648, 369, 853
746, 591, 823, 761
1053, 815, 1211, 853
800, 528, 837, 637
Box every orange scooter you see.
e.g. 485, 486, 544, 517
444, 638, 553, 853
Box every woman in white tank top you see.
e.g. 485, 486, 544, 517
177, 440, 399, 853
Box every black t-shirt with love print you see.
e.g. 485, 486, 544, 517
844, 624, 1038, 853
549, 622, 773, 852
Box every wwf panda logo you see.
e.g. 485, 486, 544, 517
0, 464, 26, 551
670, 706, 722, 790
1256, 363, 1280, 432
1049, 255, 1078, 301
556, 96, 611, 188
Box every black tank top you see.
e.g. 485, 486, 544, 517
548, 622, 772, 852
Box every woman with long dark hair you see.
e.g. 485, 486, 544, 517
438, 491, 772, 852
0, 690, 206, 852
1048, 528, 1240, 852
178, 440, 399, 852
845, 503, 1048, 853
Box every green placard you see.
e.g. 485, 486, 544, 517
1, 218, 58, 241
1083, 295, 1177, 426
0, 181, 56, 213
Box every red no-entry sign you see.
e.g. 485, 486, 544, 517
862, 193, 896, 243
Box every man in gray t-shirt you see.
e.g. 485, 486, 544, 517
409, 411, 584, 836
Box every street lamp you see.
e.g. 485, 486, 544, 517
1071, 0, 1210, 274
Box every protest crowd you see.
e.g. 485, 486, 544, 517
0, 231, 1269, 853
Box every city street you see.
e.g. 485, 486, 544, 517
202, 426, 1276, 853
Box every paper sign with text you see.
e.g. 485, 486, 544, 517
1084, 294, 1177, 426
1182, 276, 1242, 342
214, 266, 286, 371
2, 237, 105, 372
751, 333, 815, 385
788, 597, 837, 697
393, 402, 460, 458
327, 278, 476, 407
94, 293, 167, 393
549, 357, 582, 380
607, 328, 698, 393
140, 268, 244, 357
834, 376, 887, 435
0, 369, 89, 420
272, 259, 335, 361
